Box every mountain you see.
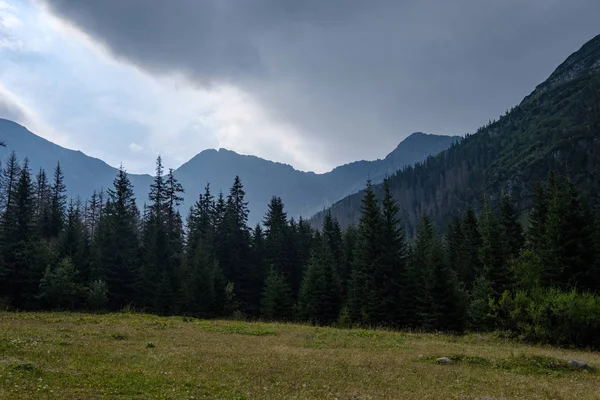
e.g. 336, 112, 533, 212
0, 120, 154, 206
0, 119, 458, 225
313, 34, 600, 235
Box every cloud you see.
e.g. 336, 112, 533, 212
36, 0, 600, 168
0, 85, 27, 122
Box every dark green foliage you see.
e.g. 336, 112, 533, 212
492, 289, 600, 350
3, 117, 600, 352
499, 194, 524, 262
38, 257, 84, 310
459, 208, 482, 291
95, 167, 140, 311
348, 181, 383, 324
48, 163, 67, 238
86, 280, 109, 310
261, 269, 293, 321
479, 197, 512, 298
296, 249, 340, 325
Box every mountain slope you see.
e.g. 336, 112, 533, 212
314, 34, 600, 235
162, 132, 460, 223
0, 119, 458, 224
0, 119, 154, 205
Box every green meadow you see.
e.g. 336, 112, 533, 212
1, 312, 599, 399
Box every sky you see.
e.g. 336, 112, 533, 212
0, 1, 599, 174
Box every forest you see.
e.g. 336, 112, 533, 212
1, 151, 599, 349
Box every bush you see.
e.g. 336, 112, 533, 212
492, 288, 600, 349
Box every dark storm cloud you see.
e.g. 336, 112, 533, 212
39, 0, 600, 167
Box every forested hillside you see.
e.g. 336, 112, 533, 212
1, 145, 599, 349
313, 34, 600, 235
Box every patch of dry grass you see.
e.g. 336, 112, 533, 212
1, 312, 599, 399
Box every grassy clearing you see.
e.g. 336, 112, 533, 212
0, 313, 599, 399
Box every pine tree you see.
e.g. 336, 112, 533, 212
0, 159, 41, 308
48, 162, 67, 238
59, 199, 90, 283
297, 247, 340, 325
217, 176, 252, 314
425, 242, 466, 333
479, 196, 511, 298
542, 176, 595, 290
261, 269, 294, 321
445, 214, 464, 276
321, 211, 344, 294
527, 183, 548, 254
376, 178, 408, 326
348, 181, 383, 324
0, 151, 20, 217
33, 168, 52, 236
459, 208, 482, 291
405, 214, 436, 328
499, 194, 524, 262
263, 197, 290, 278
95, 167, 140, 310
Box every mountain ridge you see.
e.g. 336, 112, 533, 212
0, 118, 458, 225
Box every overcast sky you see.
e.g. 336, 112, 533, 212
0, 1, 599, 174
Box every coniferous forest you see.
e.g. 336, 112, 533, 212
1, 152, 600, 349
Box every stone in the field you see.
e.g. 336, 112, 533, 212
436, 357, 452, 364
569, 360, 588, 369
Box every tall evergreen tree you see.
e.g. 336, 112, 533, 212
0, 151, 20, 217
261, 269, 293, 321
479, 196, 511, 298
405, 214, 436, 327
48, 162, 67, 238
217, 176, 252, 314
459, 208, 482, 291
499, 194, 524, 262
0, 159, 40, 308
297, 247, 340, 325
348, 181, 383, 324
542, 176, 595, 290
376, 178, 408, 326
95, 167, 140, 310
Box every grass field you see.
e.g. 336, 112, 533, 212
0, 313, 599, 399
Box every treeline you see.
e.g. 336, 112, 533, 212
1, 152, 600, 349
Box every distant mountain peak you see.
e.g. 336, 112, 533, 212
534, 34, 600, 95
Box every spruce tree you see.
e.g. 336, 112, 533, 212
376, 178, 408, 326
425, 241, 466, 333
48, 162, 67, 238
479, 196, 511, 298
406, 214, 436, 328
263, 197, 291, 277
499, 194, 524, 262
348, 181, 383, 324
322, 212, 344, 294
261, 269, 294, 321
34, 168, 52, 237
217, 176, 252, 314
0, 151, 20, 218
96, 167, 140, 310
297, 248, 340, 325
1, 159, 40, 308
542, 176, 595, 290
59, 199, 90, 282
459, 208, 482, 291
